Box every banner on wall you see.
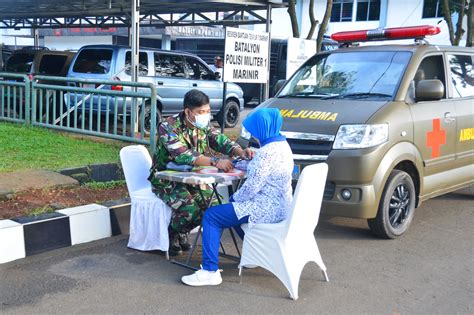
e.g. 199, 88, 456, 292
286, 37, 316, 79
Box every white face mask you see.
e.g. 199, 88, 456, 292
193, 113, 210, 129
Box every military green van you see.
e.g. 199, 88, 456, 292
240, 26, 473, 238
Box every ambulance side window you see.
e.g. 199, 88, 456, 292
447, 54, 474, 98
415, 55, 446, 98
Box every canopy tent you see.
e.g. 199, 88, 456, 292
0, 0, 287, 99
0, 0, 286, 29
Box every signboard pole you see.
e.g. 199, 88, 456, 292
264, 3, 272, 101
220, 29, 227, 134
131, 0, 140, 135
220, 82, 227, 134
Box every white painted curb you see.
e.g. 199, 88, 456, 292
58, 204, 112, 246
0, 220, 26, 263
1, 203, 114, 264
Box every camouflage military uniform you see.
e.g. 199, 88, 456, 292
149, 112, 240, 235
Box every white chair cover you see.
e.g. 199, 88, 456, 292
239, 163, 329, 300
120, 145, 172, 252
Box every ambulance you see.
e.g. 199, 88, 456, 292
240, 25, 473, 238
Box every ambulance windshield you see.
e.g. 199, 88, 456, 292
278, 51, 412, 100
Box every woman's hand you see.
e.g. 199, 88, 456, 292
216, 158, 234, 172
234, 147, 255, 160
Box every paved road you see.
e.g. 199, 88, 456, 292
1, 186, 472, 314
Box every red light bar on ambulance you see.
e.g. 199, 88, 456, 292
331, 25, 441, 43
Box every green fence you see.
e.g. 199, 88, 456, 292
0, 73, 31, 124
0, 74, 158, 152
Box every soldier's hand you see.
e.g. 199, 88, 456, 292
216, 159, 234, 172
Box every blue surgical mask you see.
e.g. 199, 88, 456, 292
194, 113, 210, 129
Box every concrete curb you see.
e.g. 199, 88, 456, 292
0, 202, 131, 264
0, 184, 231, 264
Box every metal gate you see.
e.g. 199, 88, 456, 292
0, 74, 158, 152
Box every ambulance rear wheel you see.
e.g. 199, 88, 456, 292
368, 170, 416, 239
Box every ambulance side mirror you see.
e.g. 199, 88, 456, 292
274, 79, 286, 95
415, 79, 444, 102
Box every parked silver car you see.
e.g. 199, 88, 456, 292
66, 45, 244, 128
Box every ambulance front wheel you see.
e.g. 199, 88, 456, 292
367, 170, 416, 239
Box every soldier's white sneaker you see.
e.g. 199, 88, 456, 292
181, 269, 222, 286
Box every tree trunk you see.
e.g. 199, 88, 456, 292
306, 0, 319, 39
316, 0, 333, 52
442, 0, 456, 45
288, 0, 300, 38
466, 1, 473, 46
454, 0, 466, 45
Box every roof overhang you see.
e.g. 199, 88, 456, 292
0, 0, 287, 29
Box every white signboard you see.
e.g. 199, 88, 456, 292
223, 27, 270, 83
286, 37, 316, 79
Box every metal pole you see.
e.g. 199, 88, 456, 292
221, 82, 227, 134
264, 3, 272, 101
131, 0, 139, 84
33, 28, 39, 48
220, 28, 227, 134
131, 0, 140, 134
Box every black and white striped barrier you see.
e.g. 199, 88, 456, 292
1, 204, 112, 264
0, 184, 231, 264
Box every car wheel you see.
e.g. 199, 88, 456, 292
367, 170, 416, 239
217, 100, 240, 129
139, 102, 162, 135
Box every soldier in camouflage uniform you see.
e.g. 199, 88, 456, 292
149, 89, 253, 256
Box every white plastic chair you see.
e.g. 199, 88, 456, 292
120, 145, 172, 258
238, 163, 329, 300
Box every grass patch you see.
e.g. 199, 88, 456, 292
27, 206, 54, 217
84, 180, 126, 190
0, 122, 128, 173
0, 121, 240, 173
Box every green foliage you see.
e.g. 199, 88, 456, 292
0, 122, 127, 173
84, 180, 126, 190
27, 206, 54, 217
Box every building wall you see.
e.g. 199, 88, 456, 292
254, 0, 466, 46
0, 29, 34, 48
43, 36, 113, 51
1, 1, 468, 49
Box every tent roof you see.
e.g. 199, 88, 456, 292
0, 0, 287, 29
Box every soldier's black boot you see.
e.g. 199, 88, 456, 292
169, 233, 182, 256
179, 233, 192, 252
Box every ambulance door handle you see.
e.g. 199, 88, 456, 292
444, 112, 455, 123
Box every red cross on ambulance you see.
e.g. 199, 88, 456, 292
426, 118, 446, 158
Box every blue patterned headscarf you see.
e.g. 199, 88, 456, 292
242, 108, 286, 146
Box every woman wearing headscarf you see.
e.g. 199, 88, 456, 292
181, 108, 294, 286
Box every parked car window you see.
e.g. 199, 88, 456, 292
125, 51, 149, 76
154, 53, 185, 78
184, 57, 213, 80
5, 52, 34, 73
38, 55, 68, 75
447, 54, 473, 98
72, 49, 113, 74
